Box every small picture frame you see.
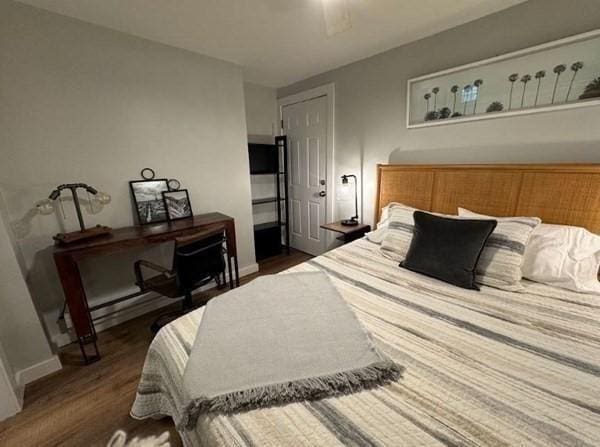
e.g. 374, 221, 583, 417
129, 179, 169, 225
162, 189, 193, 221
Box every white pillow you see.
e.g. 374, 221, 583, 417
521, 223, 600, 294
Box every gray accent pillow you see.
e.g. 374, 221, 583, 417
401, 211, 497, 290
458, 208, 541, 291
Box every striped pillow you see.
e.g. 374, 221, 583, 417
380, 204, 425, 261
458, 208, 541, 291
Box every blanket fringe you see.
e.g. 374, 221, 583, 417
180, 360, 403, 431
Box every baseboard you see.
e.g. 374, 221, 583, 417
52, 262, 260, 348
0, 347, 23, 420
0, 375, 21, 421
239, 262, 259, 276
15, 355, 62, 386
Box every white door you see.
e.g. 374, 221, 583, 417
283, 96, 328, 256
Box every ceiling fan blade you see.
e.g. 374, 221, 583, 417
322, 0, 352, 37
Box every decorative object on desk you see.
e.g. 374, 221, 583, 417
130, 179, 169, 224
579, 76, 600, 99
39, 183, 112, 245
162, 189, 193, 221
340, 174, 358, 226
140, 167, 156, 180
167, 178, 181, 191
551, 63, 566, 104
566, 61, 584, 101
486, 101, 504, 113
533, 70, 546, 106
520, 74, 532, 108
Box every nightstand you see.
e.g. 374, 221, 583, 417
321, 221, 371, 244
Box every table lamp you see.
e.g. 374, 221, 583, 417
340, 174, 359, 226
37, 183, 112, 244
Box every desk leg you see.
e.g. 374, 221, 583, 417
234, 256, 240, 287
54, 253, 100, 364
224, 220, 240, 288
227, 254, 234, 289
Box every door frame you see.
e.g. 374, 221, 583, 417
278, 83, 335, 251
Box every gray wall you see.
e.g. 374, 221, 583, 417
0, 339, 22, 421
244, 83, 280, 226
244, 82, 278, 144
278, 0, 600, 226
0, 207, 54, 383
0, 2, 256, 352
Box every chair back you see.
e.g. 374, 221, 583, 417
173, 227, 226, 291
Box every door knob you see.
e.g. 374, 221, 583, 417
319, 191, 326, 197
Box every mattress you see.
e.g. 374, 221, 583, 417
131, 238, 600, 446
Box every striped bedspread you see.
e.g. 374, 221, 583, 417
131, 239, 600, 446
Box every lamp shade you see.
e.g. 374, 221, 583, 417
36, 199, 55, 215
96, 191, 111, 205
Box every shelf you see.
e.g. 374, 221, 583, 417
250, 171, 279, 175
254, 221, 286, 232
252, 197, 284, 205
249, 171, 285, 175
254, 221, 279, 232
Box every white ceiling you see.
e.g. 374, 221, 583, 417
17, 0, 526, 88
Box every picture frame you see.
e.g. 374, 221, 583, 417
407, 29, 600, 128
162, 189, 193, 221
129, 179, 170, 225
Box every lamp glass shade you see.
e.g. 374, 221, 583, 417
36, 199, 55, 215
96, 192, 111, 205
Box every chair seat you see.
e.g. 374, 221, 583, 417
134, 226, 228, 334
139, 274, 181, 298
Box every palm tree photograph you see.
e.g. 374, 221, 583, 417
551, 64, 567, 104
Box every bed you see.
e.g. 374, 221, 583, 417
132, 164, 600, 446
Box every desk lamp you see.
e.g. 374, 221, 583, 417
340, 174, 359, 226
37, 183, 112, 244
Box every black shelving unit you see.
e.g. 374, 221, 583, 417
249, 136, 290, 260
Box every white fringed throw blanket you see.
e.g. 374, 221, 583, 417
180, 272, 402, 429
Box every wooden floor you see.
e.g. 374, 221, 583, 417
0, 249, 312, 447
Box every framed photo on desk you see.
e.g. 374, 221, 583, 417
163, 189, 193, 221
130, 179, 169, 224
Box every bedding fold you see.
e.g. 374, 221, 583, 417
180, 272, 402, 430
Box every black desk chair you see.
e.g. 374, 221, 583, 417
134, 226, 229, 333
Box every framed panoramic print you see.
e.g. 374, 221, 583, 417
129, 179, 169, 224
407, 29, 600, 128
162, 189, 193, 221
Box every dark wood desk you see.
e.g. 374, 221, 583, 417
53, 213, 239, 364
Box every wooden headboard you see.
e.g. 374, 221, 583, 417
375, 164, 600, 233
